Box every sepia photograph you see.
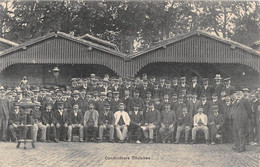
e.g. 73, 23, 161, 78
0, 0, 259, 167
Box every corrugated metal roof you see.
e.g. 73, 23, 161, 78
130, 30, 260, 58
0, 31, 126, 58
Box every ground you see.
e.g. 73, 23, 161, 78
0, 142, 259, 167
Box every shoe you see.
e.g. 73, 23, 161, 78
79, 139, 84, 142
110, 139, 115, 143
174, 140, 179, 144
54, 138, 59, 143
167, 140, 171, 144
148, 139, 154, 144
190, 140, 195, 145
47, 140, 51, 143
185, 140, 188, 144
211, 142, 216, 145
237, 148, 245, 153
206, 140, 210, 145
232, 146, 238, 151
144, 138, 149, 143
118, 140, 124, 143
67, 139, 71, 142
2, 139, 7, 142
40, 139, 46, 143
162, 140, 166, 144
136, 140, 141, 144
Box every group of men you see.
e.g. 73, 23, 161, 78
0, 73, 259, 153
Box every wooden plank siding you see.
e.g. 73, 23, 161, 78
0, 32, 259, 80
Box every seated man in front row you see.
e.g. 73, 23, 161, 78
68, 104, 84, 142
128, 103, 144, 144
191, 106, 209, 144
159, 103, 176, 144
84, 102, 99, 142
98, 103, 115, 143
141, 101, 160, 144
114, 103, 131, 143
175, 105, 193, 144
209, 105, 224, 145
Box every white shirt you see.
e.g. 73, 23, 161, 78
194, 113, 208, 126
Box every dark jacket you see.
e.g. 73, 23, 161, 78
99, 110, 114, 125
129, 110, 144, 126
144, 109, 160, 125
209, 113, 224, 128
69, 111, 83, 125
177, 112, 193, 127
42, 111, 56, 125
54, 109, 69, 125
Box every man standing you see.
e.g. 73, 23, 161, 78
230, 91, 253, 152
159, 103, 176, 143
191, 106, 209, 144
212, 74, 224, 98
190, 76, 201, 98
0, 87, 10, 142
114, 103, 131, 143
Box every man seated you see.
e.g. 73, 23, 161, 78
191, 106, 209, 144
141, 101, 160, 144
98, 103, 115, 143
175, 105, 192, 144
83, 102, 99, 142
128, 103, 144, 144
68, 104, 84, 142
32, 102, 46, 142
209, 105, 224, 145
114, 103, 131, 143
159, 103, 176, 143
42, 104, 59, 142
54, 101, 69, 141
8, 105, 26, 142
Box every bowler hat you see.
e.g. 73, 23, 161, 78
214, 74, 222, 80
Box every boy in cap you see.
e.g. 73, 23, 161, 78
114, 103, 131, 143
98, 103, 115, 143
128, 103, 144, 144
208, 105, 224, 145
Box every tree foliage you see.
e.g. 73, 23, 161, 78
0, 0, 259, 53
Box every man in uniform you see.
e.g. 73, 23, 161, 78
98, 103, 115, 142
159, 103, 176, 143
128, 103, 144, 144
208, 105, 224, 145
141, 101, 160, 144
54, 101, 69, 141
175, 105, 192, 144
68, 104, 84, 142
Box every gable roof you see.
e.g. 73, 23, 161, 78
0, 31, 126, 58
129, 30, 260, 58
